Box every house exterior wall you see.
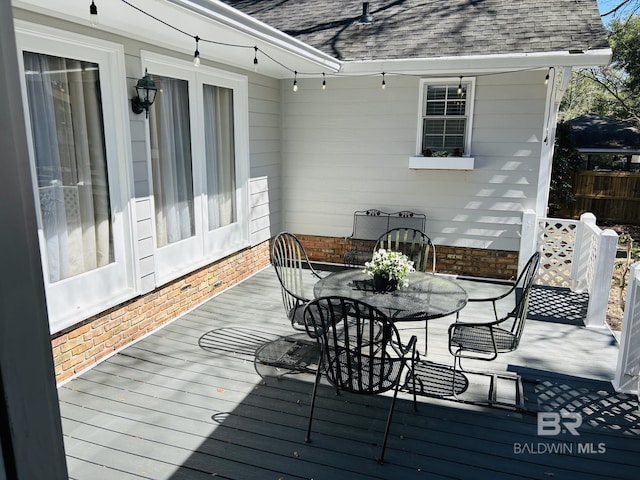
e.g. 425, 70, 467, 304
13, 8, 282, 383
279, 71, 547, 253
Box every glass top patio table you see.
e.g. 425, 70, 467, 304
313, 268, 468, 321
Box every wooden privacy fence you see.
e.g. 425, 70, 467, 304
520, 210, 618, 328
569, 171, 640, 224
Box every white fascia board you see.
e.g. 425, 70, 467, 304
340, 48, 613, 76
167, 0, 341, 74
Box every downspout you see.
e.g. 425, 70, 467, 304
536, 66, 573, 216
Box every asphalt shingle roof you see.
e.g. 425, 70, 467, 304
220, 0, 609, 61
569, 114, 640, 152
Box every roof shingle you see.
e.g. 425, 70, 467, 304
220, 0, 609, 61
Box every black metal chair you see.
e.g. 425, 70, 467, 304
374, 227, 436, 273
447, 251, 541, 407
303, 296, 417, 463
271, 232, 322, 332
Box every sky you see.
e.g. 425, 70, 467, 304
597, 0, 635, 19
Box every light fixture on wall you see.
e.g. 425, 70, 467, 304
89, 1, 98, 27
131, 69, 158, 118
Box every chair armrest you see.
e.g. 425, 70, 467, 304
462, 297, 501, 323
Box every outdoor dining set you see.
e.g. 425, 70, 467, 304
269, 212, 540, 463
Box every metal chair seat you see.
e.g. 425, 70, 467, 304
449, 325, 519, 358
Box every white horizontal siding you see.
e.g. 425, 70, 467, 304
280, 71, 547, 251
248, 73, 281, 244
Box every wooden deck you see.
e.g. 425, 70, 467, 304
59, 267, 640, 479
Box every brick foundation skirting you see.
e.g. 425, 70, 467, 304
295, 234, 518, 280
52, 234, 516, 384
52, 241, 270, 384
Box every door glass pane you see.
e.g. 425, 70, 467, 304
149, 75, 195, 247
23, 51, 113, 282
203, 84, 236, 230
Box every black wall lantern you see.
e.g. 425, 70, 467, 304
131, 69, 157, 118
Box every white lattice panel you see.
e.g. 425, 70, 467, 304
536, 220, 578, 287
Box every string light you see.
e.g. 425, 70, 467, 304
193, 36, 201, 66
118, 0, 557, 93
89, 1, 98, 27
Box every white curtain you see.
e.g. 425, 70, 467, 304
203, 84, 236, 229
149, 76, 195, 247
23, 52, 112, 283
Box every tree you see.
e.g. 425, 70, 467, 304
560, 11, 640, 126
548, 121, 584, 215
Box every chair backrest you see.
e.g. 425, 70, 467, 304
303, 296, 404, 394
374, 228, 436, 273
506, 251, 541, 346
271, 232, 316, 322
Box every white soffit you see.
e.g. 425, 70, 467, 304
13, 0, 341, 78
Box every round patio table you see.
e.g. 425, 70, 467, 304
313, 268, 468, 322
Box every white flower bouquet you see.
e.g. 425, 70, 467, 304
363, 249, 415, 289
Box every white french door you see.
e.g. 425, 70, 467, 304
142, 53, 249, 285
17, 24, 135, 333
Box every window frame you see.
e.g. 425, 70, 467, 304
140, 52, 250, 286
15, 22, 137, 333
416, 77, 476, 158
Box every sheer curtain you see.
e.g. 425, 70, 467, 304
203, 84, 236, 229
149, 75, 195, 247
23, 51, 112, 283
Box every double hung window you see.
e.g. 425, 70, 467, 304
419, 79, 475, 157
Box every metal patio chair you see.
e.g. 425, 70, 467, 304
447, 251, 541, 407
271, 232, 322, 333
374, 227, 436, 273
303, 296, 417, 464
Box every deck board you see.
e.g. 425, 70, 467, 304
59, 266, 640, 479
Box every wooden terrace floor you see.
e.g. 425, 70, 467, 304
59, 267, 640, 479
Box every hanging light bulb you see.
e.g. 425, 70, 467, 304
457, 76, 463, 95
253, 46, 259, 71
193, 36, 201, 67
545, 68, 550, 85
89, 1, 98, 27
322, 72, 326, 90
381, 72, 386, 90
293, 71, 298, 92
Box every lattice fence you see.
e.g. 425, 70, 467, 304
536, 219, 579, 287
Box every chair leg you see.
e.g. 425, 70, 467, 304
305, 364, 323, 443
377, 381, 401, 464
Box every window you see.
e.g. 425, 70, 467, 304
142, 53, 249, 284
17, 23, 135, 333
24, 52, 114, 282
419, 78, 475, 157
